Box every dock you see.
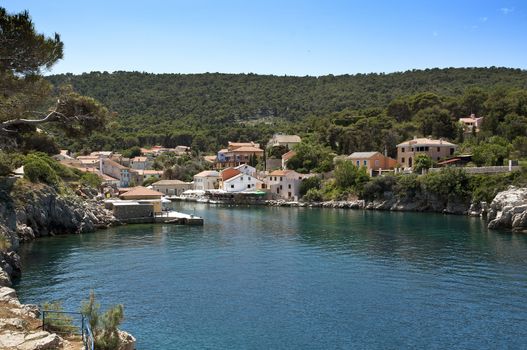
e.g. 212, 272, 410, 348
154, 211, 204, 225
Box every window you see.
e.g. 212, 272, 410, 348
280, 185, 283, 189
402, 147, 405, 152
425, 146, 429, 151
374, 159, 379, 166
288, 184, 291, 189
230, 184, 234, 188
247, 184, 251, 188
401, 157, 405, 163
363, 160, 367, 166
356, 160, 360, 166
280, 177, 283, 181
277, 188, 280, 193
241, 176, 244, 181
450, 148, 454, 155
437, 147, 440, 152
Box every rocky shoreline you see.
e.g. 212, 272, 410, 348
0, 178, 134, 350
266, 186, 527, 233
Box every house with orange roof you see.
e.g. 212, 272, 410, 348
281, 150, 296, 170
262, 169, 315, 201
215, 141, 265, 169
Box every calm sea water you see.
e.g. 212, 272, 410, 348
14, 203, 527, 349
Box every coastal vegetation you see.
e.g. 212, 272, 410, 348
81, 290, 125, 350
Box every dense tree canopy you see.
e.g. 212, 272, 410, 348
43, 68, 527, 160
0, 7, 110, 150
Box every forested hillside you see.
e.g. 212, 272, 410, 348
45, 67, 527, 154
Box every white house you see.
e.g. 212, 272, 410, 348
267, 134, 302, 149
193, 170, 220, 191
263, 170, 314, 201
234, 164, 256, 177
223, 173, 263, 192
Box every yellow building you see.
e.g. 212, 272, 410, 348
397, 137, 457, 168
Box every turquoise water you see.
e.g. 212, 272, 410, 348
14, 204, 527, 349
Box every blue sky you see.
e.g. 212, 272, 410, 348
3, 0, 526, 76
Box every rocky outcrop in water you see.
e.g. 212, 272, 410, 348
487, 187, 527, 232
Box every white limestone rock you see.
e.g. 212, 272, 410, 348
488, 187, 527, 231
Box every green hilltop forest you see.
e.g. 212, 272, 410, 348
45, 68, 527, 158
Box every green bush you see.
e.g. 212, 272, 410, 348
334, 160, 369, 192
0, 151, 14, 176
24, 152, 80, 183
81, 291, 125, 350
302, 188, 324, 202
394, 174, 421, 199
420, 168, 470, 201
361, 175, 397, 201
81, 172, 102, 189
413, 154, 433, 174
299, 176, 321, 197
24, 158, 59, 185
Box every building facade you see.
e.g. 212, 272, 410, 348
348, 152, 397, 174
396, 137, 457, 168
193, 170, 220, 191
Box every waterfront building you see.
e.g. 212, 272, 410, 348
152, 180, 193, 196
263, 170, 313, 201
397, 137, 457, 168
222, 173, 263, 192
193, 170, 220, 191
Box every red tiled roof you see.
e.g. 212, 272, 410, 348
221, 168, 241, 181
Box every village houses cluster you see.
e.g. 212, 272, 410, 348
54, 114, 486, 202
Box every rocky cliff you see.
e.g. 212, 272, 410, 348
0, 178, 116, 286
487, 187, 527, 232
0, 178, 135, 350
